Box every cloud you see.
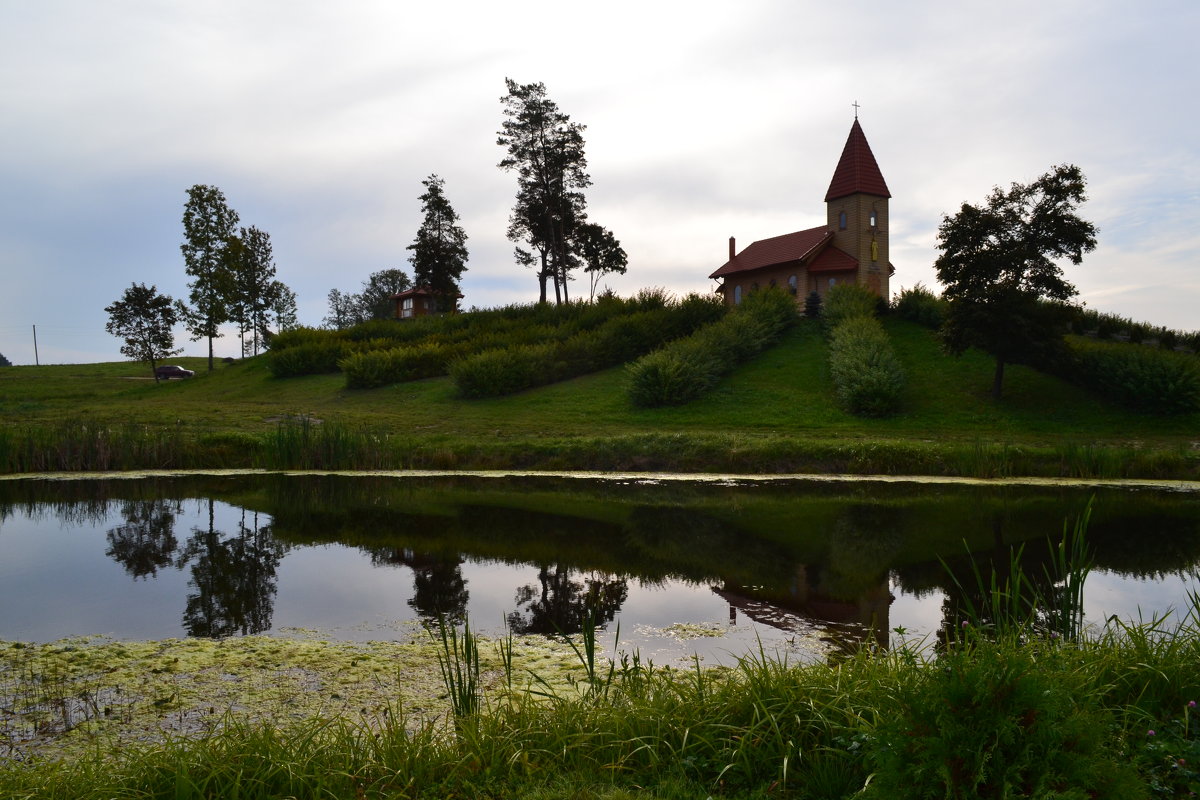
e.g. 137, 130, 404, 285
2, 0, 1198, 363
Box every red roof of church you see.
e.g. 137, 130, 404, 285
807, 245, 859, 273
709, 226, 833, 279
824, 119, 890, 202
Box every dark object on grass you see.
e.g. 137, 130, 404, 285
155, 365, 195, 380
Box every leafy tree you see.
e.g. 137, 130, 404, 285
180, 184, 240, 370
357, 268, 413, 320
498, 78, 591, 304
575, 222, 627, 302
323, 288, 360, 330
268, 281, 298, 336
229, 225, 278, 357
407, 174, 469, 312
104, 282, 181, 378
935, 164, 1097, 399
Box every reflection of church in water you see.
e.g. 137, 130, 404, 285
715, 566, 893, 652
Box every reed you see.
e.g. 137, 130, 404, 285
943, 499, 1095, 641
432, 615, 481, 721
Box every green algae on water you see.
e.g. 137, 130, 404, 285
0, 629, 583, 764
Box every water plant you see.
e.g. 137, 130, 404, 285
431, 615, 480, 721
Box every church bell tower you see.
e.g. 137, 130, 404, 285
824, 118, 892, 298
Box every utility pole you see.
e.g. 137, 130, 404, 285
33, 324, 39, 366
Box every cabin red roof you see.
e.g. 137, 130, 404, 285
393, 286, 463, 300
824, 119, 890, 202
708, 226, 833, 279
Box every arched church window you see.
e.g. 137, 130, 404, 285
869, 209, 877, 228
788, 275, 798, 295
838, 211, 847, 230
734, 285, 742, 305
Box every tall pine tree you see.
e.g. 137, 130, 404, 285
406, 175, 468, 312
498, 79, 589, 304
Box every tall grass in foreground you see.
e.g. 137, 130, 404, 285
7, 609, 1200, 798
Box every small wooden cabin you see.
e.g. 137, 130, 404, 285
393, 287, 462, 320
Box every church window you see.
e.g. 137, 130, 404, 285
788, 275, 798, 295
838, 211, 847, 230
769, 278, 776, 287
734, 285, 742, 305
869, 209, 877, 227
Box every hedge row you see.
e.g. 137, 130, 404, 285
626, 288, 796, 407
822, 283, 883, 331
268, 291, 676, 378
452, 294, 726, 399
828, 315, 906, 416
1067, 338, 1200, 415
1070, 307, 1200, 352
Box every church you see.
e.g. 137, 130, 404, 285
709, 118, 893, 306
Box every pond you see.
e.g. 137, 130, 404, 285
2, 473, 1198, 665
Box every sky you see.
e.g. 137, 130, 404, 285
2, 0, 1197, 365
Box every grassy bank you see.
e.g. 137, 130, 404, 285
3, 614, 1199, 798
1, 318, 1197, 477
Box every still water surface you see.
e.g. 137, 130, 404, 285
2, 473, 1197, 664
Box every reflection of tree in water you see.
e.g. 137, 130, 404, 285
506, 565, 628, 635
179, 500, 285, 638
368, 548, 470, 625
105, 499, 182, 579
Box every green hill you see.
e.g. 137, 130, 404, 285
1, 317, 1196, 477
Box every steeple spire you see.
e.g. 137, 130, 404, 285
824, 119, 890, 202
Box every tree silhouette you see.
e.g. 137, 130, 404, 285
179, 501, 284, 637
407, 175, 469, 311
935, 164, 1097, 398
505, 565, 627, 635
105, 499, 182, 579
104, 283, 180, 377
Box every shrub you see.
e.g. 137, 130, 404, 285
627, 287, 795, 407
268, 325, 340, 353
1157, 327, 1179, 351
865, 638, 1139, 799
893, 283, 947, 329
1068, 338, 1200, 414
449, 344, 557, 399
827, 315, 905, 416
266, 341, 352, 377
823, 283, 880, 330
804, 290, 822, 319
339, 341, 465, 389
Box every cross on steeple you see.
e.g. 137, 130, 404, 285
852, 100, 860, 119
